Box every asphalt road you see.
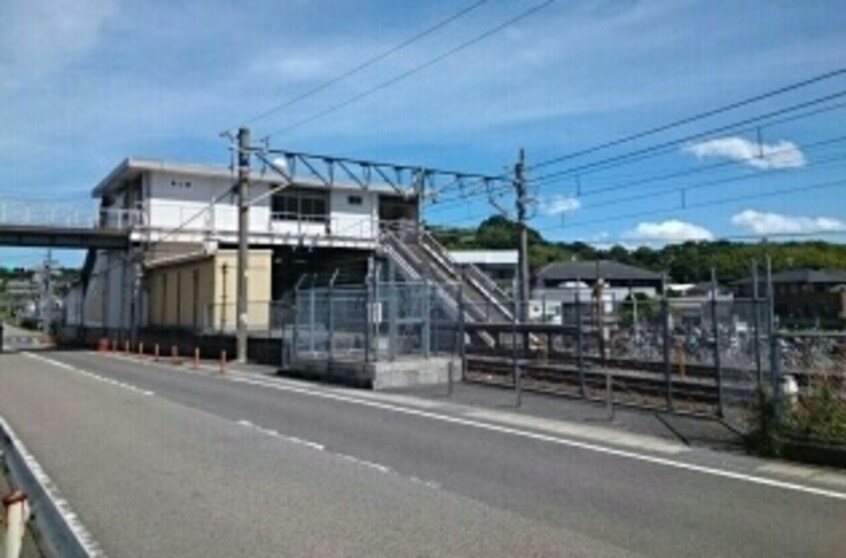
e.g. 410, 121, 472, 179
0, 348, 844, 557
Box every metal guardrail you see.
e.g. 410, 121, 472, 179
0, 416, 103, 557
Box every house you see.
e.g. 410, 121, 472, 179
731, 268, 846, 327
65, 158, 419, 332
533, 259, 663, 302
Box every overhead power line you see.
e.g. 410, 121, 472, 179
541, 177, 846, 231
590, 229, 846, 245
538, 133, 846, 201
425, 132, 846, 217
262, 0, 556, 139
233, 0, 490, 130
528, 99, 846, 188
530, 66, 846, 171
527, 90, 846, 183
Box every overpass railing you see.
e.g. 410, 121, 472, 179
0, 202, 141, 230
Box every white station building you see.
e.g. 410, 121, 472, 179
64, 158, 419, 333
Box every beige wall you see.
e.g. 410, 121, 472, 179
211, 250, 272, 331
146, 249, 272, 330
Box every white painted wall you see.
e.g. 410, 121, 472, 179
146, 171, 271, 234
329, 189, 378, 238
142, 171, 379, 240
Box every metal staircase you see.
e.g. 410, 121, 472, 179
380, 223, 514, 328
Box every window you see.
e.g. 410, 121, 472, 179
348, 195, 363, 206
271, 188, 328, 222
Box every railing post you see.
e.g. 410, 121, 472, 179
574, 286, 585, 398
388, 260, 398, 362
422, 278, 431, 358
328, 275, 335, 362
364, 274, 372, 364
292, 285, 299, 363
710, 267, 724, 417
751, 260, 763, 390
372, 265, 380, 363
662, 272, 673, 410
512, 296, 522, 407
458, 282, 466, 380
766, 256, 782, 421
308, 279, 316, 354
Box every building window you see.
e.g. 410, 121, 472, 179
271, 188, 328, 222
348, 195, 363, 206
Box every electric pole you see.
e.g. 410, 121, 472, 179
39, 249, 56, 335
515, 148, 529, 323
236, 127, 250, 363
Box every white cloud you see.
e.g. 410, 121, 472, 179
683, 137, 806, 169
544, 195, 581, 215
623, 220, 714, 242
731, 210, 846, 235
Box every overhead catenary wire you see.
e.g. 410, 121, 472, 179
538, 177, 846, 231
529, 66, 846, 171
425, 92, 846, 217
580, 229, 846, 245
424, 132, 846, 216
233, 0, 490, 130
261, 0, 556, 139
527, 99, 846, 189
525, 89, 846, 183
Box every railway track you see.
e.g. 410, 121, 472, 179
465, 354, 756, 414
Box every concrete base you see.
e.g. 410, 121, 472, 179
283, 356, 459, 390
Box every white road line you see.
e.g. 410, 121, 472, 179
236, 419, 393, 475
224, 374, 846, 501
74, 351, 846, 501
237, 419, 326, 451
24, 353, 155, 396
336, 453, 392, 474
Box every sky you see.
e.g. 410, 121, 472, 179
2, 0, 846, 266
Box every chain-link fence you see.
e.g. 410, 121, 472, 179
200, 300, 293, 337
292, 279, 461, 362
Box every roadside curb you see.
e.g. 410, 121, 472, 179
0, 416, 105, 557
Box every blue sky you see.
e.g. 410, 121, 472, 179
2, 0, 846, 266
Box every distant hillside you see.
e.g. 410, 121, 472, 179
428, 215, 846, 283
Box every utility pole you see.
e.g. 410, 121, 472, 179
515, 148, 529, 323
39, 249, 56, 336
236, 127, 251, 363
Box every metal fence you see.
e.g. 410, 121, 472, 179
464, 268, 846, 418
292, 279, 462, 362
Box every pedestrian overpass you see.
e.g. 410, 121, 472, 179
0, 202, 133, 249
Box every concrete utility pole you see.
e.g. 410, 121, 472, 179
236, 127, 250, 363
39, 249, 56, 335
515, 148, 529, 323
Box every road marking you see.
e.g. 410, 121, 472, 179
224, 374, 846, 501
336, 453, 391, 474
24, 352, 155, 397
236, 419, 325, 451
235, 419, 396, 476
72, 351, 846, 501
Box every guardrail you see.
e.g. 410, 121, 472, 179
0, 416, 103, 557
